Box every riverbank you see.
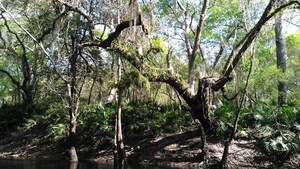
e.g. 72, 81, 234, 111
0, 124, 299, 168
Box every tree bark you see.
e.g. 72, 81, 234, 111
66, 48, 79, 163
275, 0, 288, 106
67, 84, 78, 163
115, 89, 127, 169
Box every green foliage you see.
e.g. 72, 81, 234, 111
93, 29, 108, 40
213, 99, 235, 134
121, 102, 193, 136
151, 36, 167, 54
278, 103, 298, 125
0, 104, 25, 133
250, 100, 300, 155
47, 123, 68, 141
116, 70, 150, 90
286, 33, 300, 59
23, 118, 37, 130
156, 0, 176, 17
77, 103, 115, 142
203, 0, 243, 43
262, 132, 300, 154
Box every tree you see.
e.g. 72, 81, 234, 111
55, 0, 299, 161
1, 0, 299, 165
0, 3, 42, 109
275, 0, 288, 105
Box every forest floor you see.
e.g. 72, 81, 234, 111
0, 125, 299, 168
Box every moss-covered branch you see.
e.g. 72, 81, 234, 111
146, 68, 194, 106
79, 13, 148, 49
115, 70, 150, 90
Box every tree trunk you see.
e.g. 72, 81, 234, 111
114, 89, 127, 169
190, 77, 215, 132
275, 0, 288, 106
187, 78, 216, 163
188, 60, 196, 95
66, 83, 78, 162
67, 114, 78, 163
67, 47, 80, 162
87, 78, 96, 105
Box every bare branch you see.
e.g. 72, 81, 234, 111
212, 27, 238, 70
190, 0, 210, 59
177, 0, 186, 12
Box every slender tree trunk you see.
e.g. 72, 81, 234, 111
116, 89, 127, 169
194, 119, 207, 162
66, 49, 79, 163
114, 113, 118, 168
69, 162, 78, 169
188, 60, 196, 95
87, 78, 96, 105
67, 84, 78, 163
275, 0, 287, 106
220, 47, 253, 168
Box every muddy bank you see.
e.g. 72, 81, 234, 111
0, 125, 299, 168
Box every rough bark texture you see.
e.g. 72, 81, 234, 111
67, 116, 78, 163
275, 0, 288, 105
191, 78, 216, 132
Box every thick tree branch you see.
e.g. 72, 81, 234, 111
147, 70, 194, 106
79, 14, 148, 48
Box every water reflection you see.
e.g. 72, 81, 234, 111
0, 157, 174, 169
69, 162, 78, 169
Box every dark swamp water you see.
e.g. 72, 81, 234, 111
0, 157, 177, 169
